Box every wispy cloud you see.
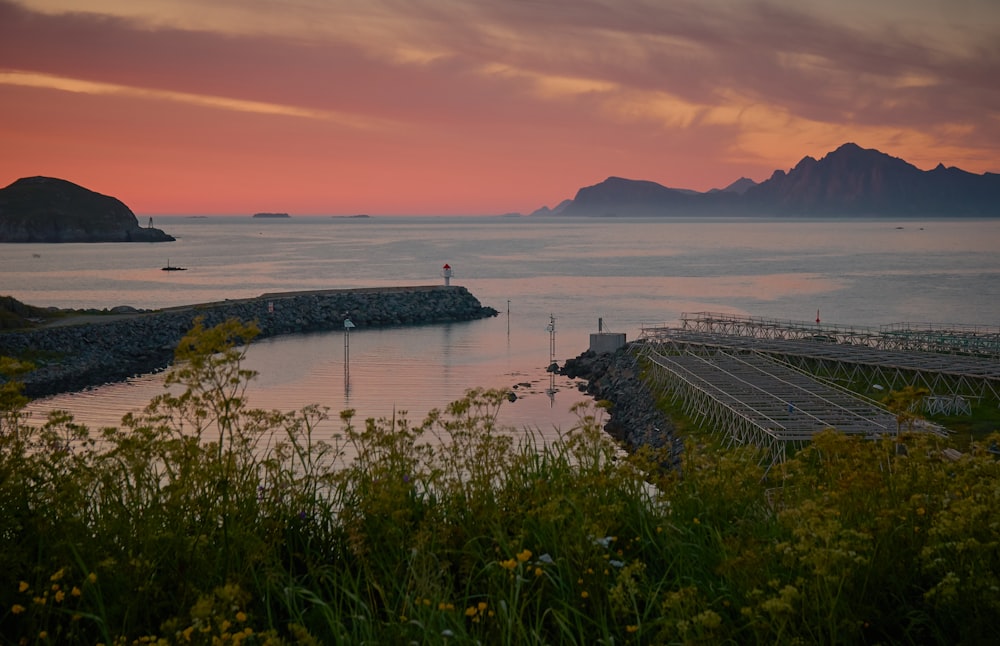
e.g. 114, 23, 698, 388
0, 70, 396, 129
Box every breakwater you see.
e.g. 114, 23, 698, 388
1, 286, 498, 398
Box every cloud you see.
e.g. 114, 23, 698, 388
0, 71, 397, 128
4, 0, 998, 141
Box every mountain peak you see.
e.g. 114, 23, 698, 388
718, 177, 757, 194
835, 142, 864, 153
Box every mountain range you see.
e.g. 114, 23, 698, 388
533, 143, 1000, 217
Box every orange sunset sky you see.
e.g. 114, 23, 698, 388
1, 0, 998, 215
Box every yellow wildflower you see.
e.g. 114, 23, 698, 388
581, 591, 589, 599
88, 573, 98, 584
235, 611, 247, 622
55, 590, 65, 603
71, 586, 82, 597
465, 606, 477, 617
626, 625, 639, 633
500, 558, 517, 570
18, 581, 29, 593
11, 604, 25, 614
50, 569, 65, 582
517, 549, 532, 562
534, 567, 543, 577
38, 632, 48, 640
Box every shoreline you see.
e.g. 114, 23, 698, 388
1, 286, 498, 398
561, 346, 682, 465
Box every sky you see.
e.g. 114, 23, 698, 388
1, 0, 998, 215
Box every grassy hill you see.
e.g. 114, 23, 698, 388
0, 295, 59, 329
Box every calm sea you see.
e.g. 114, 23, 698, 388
5, 215, 999, 438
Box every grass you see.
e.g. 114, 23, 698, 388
0, 296, 61, 330
1, 317, 998, 644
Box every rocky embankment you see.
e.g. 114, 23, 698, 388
561, 345, 681, 466
0, 286, 497, 398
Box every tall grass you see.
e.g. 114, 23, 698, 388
1, 318, 997, 644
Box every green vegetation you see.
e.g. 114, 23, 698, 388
2, 318, 999, 644
0, 296, 60, 330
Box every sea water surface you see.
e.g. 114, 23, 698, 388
5, 215, 999, 437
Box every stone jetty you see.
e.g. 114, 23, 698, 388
1, 286, 498, 398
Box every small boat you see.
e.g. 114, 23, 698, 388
162, 259, 187, 271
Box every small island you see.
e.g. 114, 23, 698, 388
252, 212, 290, 219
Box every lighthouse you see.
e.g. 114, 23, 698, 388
442, 263, 453, 286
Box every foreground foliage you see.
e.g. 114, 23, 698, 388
1, 318, 998, 644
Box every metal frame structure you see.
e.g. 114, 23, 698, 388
642, 324, 1000, 403
679, 312, 1000, 359
633, 315, 998, 467
637, 340, 946, 469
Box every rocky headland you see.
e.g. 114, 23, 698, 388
0, 286, 497, 398
0, 176, 174, 242
561, 346, 681, 467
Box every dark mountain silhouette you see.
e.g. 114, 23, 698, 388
544, 143, 1000, 217
0, 176, 175, 242
712, 177, 757, 195
562, 177, 702, 216
529, 198, 573, 216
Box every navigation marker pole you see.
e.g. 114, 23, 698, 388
344, 317, 355, 391
546, 314, 557, 405
547, 313, 556, 366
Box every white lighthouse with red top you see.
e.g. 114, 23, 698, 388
442, 263, 453, 286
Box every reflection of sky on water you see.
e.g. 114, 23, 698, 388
26, 319, 591, 443
13, 216, 1000, 438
